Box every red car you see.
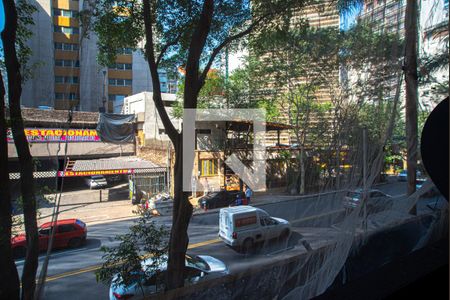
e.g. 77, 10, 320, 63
12, 219, 87, 258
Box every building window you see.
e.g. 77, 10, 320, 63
116, 48, 133, 55
54, 25, 79, 34
55, 76, 78, 84
53, 8, 78, 18
200, 159, 218, 176
108, 78, 132, 86
55, 42, 79, 51
55, 93, 79, 100
109, 94, 127, 101
108, 94, 126, 113
109, 63, 132, 70
196, 129, 211, 134
55, 59, 79, 67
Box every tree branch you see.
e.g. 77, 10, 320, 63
198, 15, 267, 91
184, 0, 214, 109
143, 0, 179, 144
156, 33, 182, 67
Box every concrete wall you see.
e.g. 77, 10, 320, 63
79, 30, 104, 112
142, 92, 180, 142
8, 142, 134, 159
132, 49, 153, 93
22, 0, 54, 108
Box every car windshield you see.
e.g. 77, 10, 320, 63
92, 175, 105, 179
346, 192, 361, 199
75, 219, 86, 228
185, 255, 210, 271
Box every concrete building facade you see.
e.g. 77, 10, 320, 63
22, 0, 177, 113
360, 0, 449, 108
123, 92, 181, 144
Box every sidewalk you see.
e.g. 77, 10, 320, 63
37, 200, 138, 226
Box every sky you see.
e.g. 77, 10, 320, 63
0, 1, 4, 32
340, 3, 363, 31
0, 2, 4, 50
0, 3, 361, 69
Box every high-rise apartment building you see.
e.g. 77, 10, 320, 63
22, 0, 177, 113
360, 0, 448, 107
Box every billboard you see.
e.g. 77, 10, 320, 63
7, 128, 100, 143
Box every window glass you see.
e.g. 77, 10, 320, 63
39, 227, 53, 235
125, 79, 132, 86
55, 76, 64, 83
200, 159, 217, 176
75, 219, 86, 228
185, 255, 209, 271
58, 224, 75, 233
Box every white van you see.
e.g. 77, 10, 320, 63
218, 206, 290, 253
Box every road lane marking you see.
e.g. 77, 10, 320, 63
44, 238, 221, 283
290, 209, 345, 224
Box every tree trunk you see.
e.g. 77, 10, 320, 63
299, 146, 306, 194
166, 135, 193, 290
0, 71, 21, 300
1, 1, 39, 298
404, 0, 419, 206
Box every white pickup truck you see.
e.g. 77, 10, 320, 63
218, 206, 291, 253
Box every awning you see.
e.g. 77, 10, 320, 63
59, 156, 166, 177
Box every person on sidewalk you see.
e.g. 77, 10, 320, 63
235, 194, 243, 206
244, 185, 253, 205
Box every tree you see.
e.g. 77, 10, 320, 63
0, 0, 40, 299
90, 0, 304, 290
404, 0, 419, 201
96, 208, 168, 297
250, 20, 403, 192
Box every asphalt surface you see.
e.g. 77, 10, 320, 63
14, 180, 439, 300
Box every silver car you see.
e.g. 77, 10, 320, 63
343, 189, 393, 214
84, 175, 108, 189
109, 254, 228, 300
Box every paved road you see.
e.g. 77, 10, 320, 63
15, 180, 421, 299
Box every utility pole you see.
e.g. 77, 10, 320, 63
362, 128, 368, 231
404, 0, 419, 214
102, 69, 107, 112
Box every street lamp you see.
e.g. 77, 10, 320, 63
102, 69, 107, 112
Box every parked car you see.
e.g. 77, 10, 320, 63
109, 254, 228, 299
343, 189, 393, 214
12, 219, 87, 258
106, 174, 123, 184
198, 190, 245, 209
397, 170, 422, 182
416, 178, 426, 190
218, 206, 291, 253
85, 175, 108, 189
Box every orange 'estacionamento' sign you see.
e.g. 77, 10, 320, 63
7, 128, 100, 143
57, 169, 134, 177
